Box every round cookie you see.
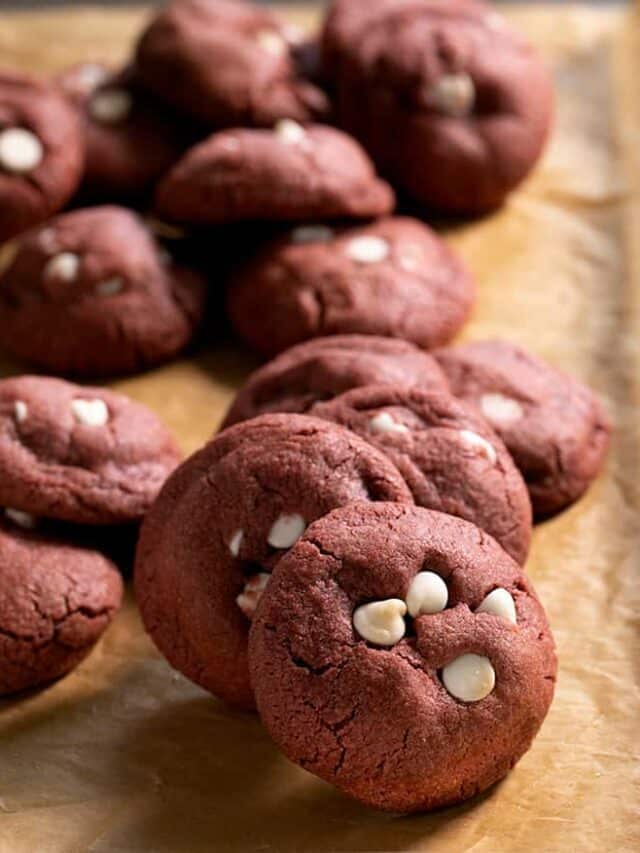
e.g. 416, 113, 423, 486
0, 206, 207, 377
135, 0, 329, 128
154, 122, 394, 225
55, 63, 193, 200
0, 375, 182, 525
434, 340, 611, 517
226, 217, 474, 357
0, 70, 84, 242
135, 413, 413, 709
249, 501, 557, 813
222, 334, 450, 428
322, 0, 553, 213
311, 384, 532, 563
0, 515, 123, 696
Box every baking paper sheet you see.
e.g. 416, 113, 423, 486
0, 4, 638, 851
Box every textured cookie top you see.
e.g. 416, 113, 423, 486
0, 70, 84, 241
0, 517, 123, 695
226, 217, 473, 356
0, 375, 182, 525
135, 413, 412, 708
311, 384, 532, 563
222, 334, 450, 428
435, 340, 611, 516
0, 205, 206, 377
249, 501, 556, 813
135, 0, 328, 127
154, 123, 394, 225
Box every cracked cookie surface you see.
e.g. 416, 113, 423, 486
0, 516, 123, 695
0, 375, 181, 525
249, 501, 556, 813
311, 384, 532, 563
0, 205, 207, 377
134, 413, 412, 709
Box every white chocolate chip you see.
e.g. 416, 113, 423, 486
369, 412, 409, 436
89, 88, 133, 124
71, 398, 109, 427
426, 73, 475, 118
256, 29, 287, 57
76, 63, 110, 92
406, 571, 448, 617
477, 588, 517, 625
13, 401, 28, 423
43, 252, 80, 284
442, 653, 495, 702
0, 128, 44, 174
275, 118, 306, 145
397, 242, 425, 272
353, 598, 407, 646
267, 513, 306, 549
5, 507, 37, 530
480, 393, 524, 427
291, 225, 334, 244
95, 276, 124, 297
229, 528, 244, 557
458, 429, 497, 465
236, 573, 270, 619
345, 235, 390, 265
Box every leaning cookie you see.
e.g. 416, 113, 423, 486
154, 123, 394, 225
322, 0, 553, 213
135, 413, 413, 709
0, 515, 123, 696
434, 340, 611, 517
249, 501, 556, 813
55, 63, 193, 200
226, 217, 473, 357
0, 206, 206, 377
135, 0, 328, 128
222, 334, 450, 428
311, 385, 532, 564
0, 70, 84, 242
0, 375, 181, 525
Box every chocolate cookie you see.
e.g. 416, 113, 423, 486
154, 122, 394, 225
226, 217, 474, 357
434, 340, 611, 517
0, 516, 123, 695
55, 63, 193, 201
135, 0, 329, 128
222, 334, 450, 428
0, 206, 207, 377
322, 0, 553, 213
135, 413, 413, 709
311, 385, 532, 563
0, 375, 181, 525
0, 71, 84, 242
249, 501, 556, 813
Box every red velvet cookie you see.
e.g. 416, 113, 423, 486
311, 385, 532, 563
322, 0, 553, 213
0, 515, 123, 695
0, 375, 181, 525
0, 70, 84, 242
135, 0, 329, 127
55, 63, 193, 201
0, 206, 207, 377
249, 501, 556, 813
435, 340, 611, 517
222, 334, 449, 428
226, 217, 474, 357
155, 123, 394, 225
135, 413, 413, 709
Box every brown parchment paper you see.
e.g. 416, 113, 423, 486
0, 4, 639, 851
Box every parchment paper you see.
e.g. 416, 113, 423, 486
0, 4, 638, 851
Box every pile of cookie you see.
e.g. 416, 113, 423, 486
0, 0, 610, 816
